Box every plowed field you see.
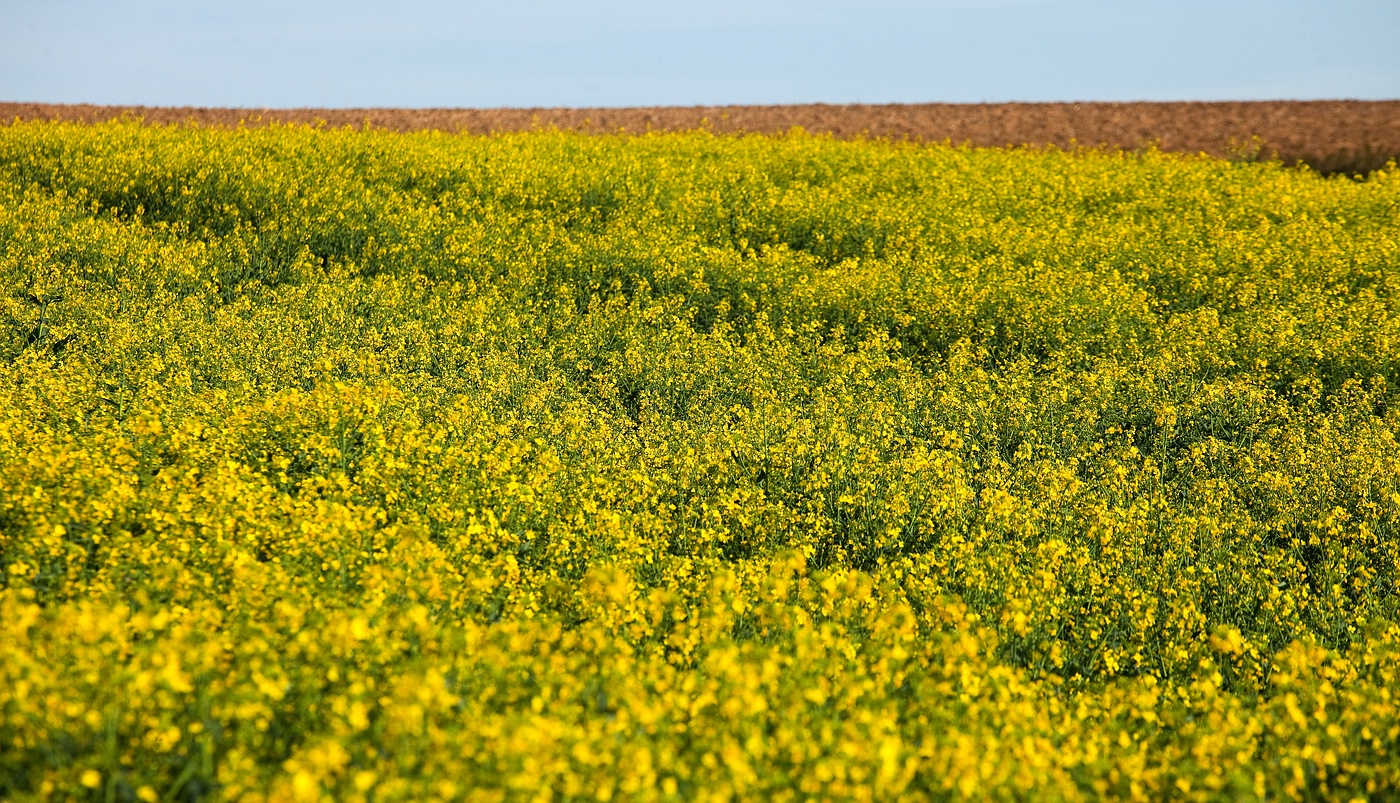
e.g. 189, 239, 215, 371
4, 100, 1398, 174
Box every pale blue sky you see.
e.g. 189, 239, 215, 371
2, 0, 1397, 107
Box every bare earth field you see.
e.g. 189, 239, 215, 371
4, 100, 1398, 174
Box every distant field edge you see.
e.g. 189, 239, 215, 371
4, 100, 1399, 175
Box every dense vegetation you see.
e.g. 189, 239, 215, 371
2, 121, 1399, 801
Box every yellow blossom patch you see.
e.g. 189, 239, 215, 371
0, 121, 1398, 800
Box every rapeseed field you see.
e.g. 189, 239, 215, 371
1, 121, 1398, 801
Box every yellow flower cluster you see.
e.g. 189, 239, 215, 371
1, 120, 1399, 800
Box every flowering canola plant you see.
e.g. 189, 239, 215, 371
1, 121, 1399, 801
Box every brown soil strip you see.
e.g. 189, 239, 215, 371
4, 101, 1398, 174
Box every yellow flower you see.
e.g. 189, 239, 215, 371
2, 119, 1398, 801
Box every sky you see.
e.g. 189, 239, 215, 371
2, 0, 1398, 108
